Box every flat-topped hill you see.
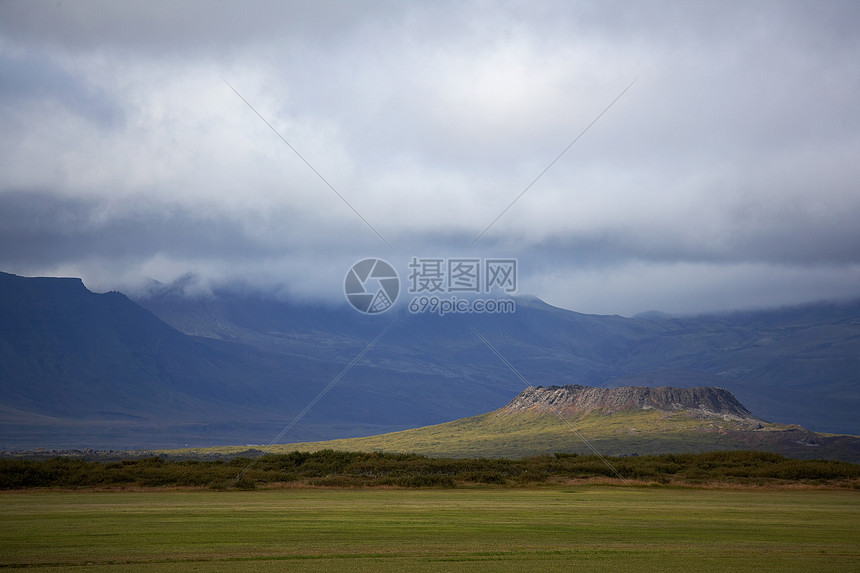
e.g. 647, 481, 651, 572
504, 385, 761, 422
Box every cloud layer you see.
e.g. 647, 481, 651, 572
2, 0, 859, 315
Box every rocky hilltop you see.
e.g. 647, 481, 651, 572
504, 385, 762, 422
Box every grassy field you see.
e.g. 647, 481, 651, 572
178, 409, 860, 462
1, 486, 857, 572
191, 410, 723, 458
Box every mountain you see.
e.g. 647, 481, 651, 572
252, 385, 860, 463
136, 281, 860, 435
0, 272, 334, 448
2, 270, 859, 451
504, 385, 761, 421
0, 272, 520, 449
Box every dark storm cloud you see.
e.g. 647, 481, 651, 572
0, 54, 122, 127
0, 191, 277, 264
0, 0, 403, 54
0, 0, 859, 314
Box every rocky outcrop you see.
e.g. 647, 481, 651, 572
503, 385, 762, 422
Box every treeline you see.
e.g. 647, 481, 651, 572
1, 450, 858, 490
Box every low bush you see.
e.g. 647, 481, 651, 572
0, 450, 857, 490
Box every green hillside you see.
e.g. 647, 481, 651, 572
182, 407, 860, 463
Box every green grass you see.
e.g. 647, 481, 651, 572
1, 487, 857, 572
181, 408, 856, 461
165, 410, 747, 457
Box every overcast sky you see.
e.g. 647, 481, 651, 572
1, 0, 858, 316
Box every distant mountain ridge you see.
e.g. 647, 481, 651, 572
2, 270, 859, 451
504, 385, 761, 422
0, 271, 339, 447
0, 271, 520, 449
136, 280, 860, 435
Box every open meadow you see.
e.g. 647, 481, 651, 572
1, 486, 857, 572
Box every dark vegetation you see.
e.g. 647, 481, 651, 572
1, 450, 857, 490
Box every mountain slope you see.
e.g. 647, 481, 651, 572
0, 272, 521, 449
137, 283, 860, 434
3, 270, 859, 450
247, 385, 860, 463
0, 272, 346, 447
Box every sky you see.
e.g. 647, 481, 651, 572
1, 0, 859, 316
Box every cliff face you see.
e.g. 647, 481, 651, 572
504, 385, 762, 422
